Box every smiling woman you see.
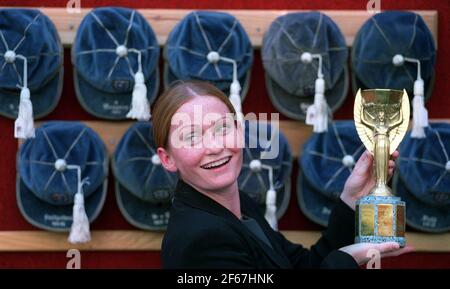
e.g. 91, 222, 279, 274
153, 81, 244, 213
151, 80, 410, 269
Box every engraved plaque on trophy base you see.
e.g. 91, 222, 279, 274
355, 196, 405, 247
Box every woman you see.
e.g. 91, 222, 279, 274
153, 80, 412, 269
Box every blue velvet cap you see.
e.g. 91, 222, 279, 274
394, 123, 450, 232
262, 12, 348, 120
238, 120, 292, 219
351, 11, 436, 101
17, 121, 108, 231
0, 8, 63, 119
72, 7, 160, 119
112, 121, 178, 230
298, 121, 364, 226
164, 11, 253, 99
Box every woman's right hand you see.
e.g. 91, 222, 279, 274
340, 150, 398, 210
339, 242, 414, 266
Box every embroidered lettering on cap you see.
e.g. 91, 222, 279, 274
432, 192, 449, 204
102, 101, 130, 114
44, 214, 73, 227
151, 213, 170, 225
321, 206, 331, 216
112, 79, 133, 92
44, 214, 73, 221
422, 214, 437, 228
51, 192, 70, 203
153, 190, 171, 202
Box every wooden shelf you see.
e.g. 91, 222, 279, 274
27, 8, 438, 48
24, 119, 450, 159
87, 120, 312, 158
0, 230, 163, 252
0, 230, 449, 252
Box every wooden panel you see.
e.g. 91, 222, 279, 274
29, 8, 438, 48
279, 120, 313, 158
0, 230, 449, 252
25, 120, 311, 156
24, 119, 450, 158
79, 121, 132, 156
0, 230, 164, 252
87, 120, 312, 158
18, 121, 133, 156
20, 119, 322, 159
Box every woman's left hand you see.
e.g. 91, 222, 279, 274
340, 150, 399, 210
339, 242, 414, 266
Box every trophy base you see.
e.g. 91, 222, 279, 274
355, 195, 406, 248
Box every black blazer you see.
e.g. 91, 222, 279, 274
161, 179, 359, 269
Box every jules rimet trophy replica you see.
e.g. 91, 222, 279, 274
354, 89, 410, 247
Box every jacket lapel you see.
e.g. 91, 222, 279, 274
174, 180, 292, 268
239, 193, 293, 268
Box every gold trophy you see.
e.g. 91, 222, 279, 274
354, 89, 409, 247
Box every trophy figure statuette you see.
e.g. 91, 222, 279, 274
354, 89, 410, 247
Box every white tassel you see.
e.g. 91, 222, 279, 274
68, 178, 91, 244
216, 55, 244, 126
301, 52, 328, 133
411, 79, 428, 138
126, 71, 150, 121
399, 56, 428, 139
14, 87, 35, 139
229, 81, 242, 113
264, 188, 278, 231
306, 78, 328, 133
229, 80, 244, 126
262, 164, 278, 230
13, 54, 34, 139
